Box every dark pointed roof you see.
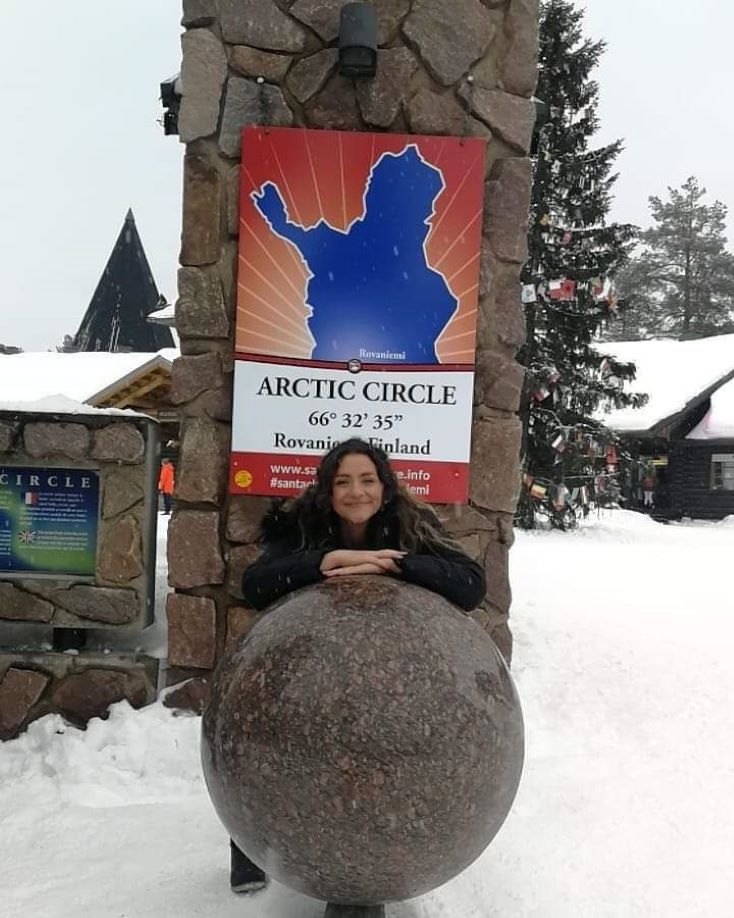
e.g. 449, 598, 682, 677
73, 210, 175, 353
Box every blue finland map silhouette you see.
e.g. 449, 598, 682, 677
253, 145, 458, 364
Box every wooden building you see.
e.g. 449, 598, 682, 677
72, 210, 174, 354
668, 375, 734, 519
601, 335, 734, 520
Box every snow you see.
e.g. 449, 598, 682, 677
599, 334, 734, 432
2, 510, 734, 916
0, 393, 148, 417
148, 302, 176, 323
687, 374, 734, 440
0, 349, 177, 406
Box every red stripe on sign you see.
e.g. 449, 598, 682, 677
229, 452, 469, 504
234, 351, 474, 374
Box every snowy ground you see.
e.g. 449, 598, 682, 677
1, 510, 733, 917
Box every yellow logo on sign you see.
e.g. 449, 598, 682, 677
234, 470, 253, 489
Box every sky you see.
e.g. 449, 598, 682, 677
2, 0, 733, 351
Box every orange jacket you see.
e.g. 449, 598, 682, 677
158, 462, 175, 495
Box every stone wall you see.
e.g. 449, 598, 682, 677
167, 0, 537, 691
0, 409, 160, 737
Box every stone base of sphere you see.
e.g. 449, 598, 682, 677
201, 577, 524, 905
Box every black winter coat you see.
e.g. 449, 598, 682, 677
241, 504, 486, 612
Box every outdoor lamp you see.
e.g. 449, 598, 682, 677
159, 73, 182, 136
339, 2, 378, 79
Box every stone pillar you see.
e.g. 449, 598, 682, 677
167, 0, 538, 690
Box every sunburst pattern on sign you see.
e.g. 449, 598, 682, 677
236, 127, 485, 365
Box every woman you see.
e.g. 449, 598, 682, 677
230, 438, 486, 893
242, 438, 486, 612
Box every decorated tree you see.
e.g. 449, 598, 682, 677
518, 0, 646, 517
606, 177, 734, 340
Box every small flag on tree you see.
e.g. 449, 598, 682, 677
551, 432, 566, 452
521, 284, 537, 304
548, 278, 577, 300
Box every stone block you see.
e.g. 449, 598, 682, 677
168, 511, 225, 588
179, 385, 234, 422
402, 0, 496, 86
220, 0, 309, 52
229, 45, 292, 83
226, 163, 241, 236
179, 28, 228, 143
0, 668, 49, 739
98, 516, 144, 584
483, 539, 512, 619
479, 246, 493, 298
500, 0, 539, 98
497, 514, 515, 547
477, 266, 526, 350
51, 586, 140, 625
225, 606, 259, 653
180, 154, 221, 267
483, 158, 532, 264
226, 544, 261, 599
469, 416, 522, 514
474, 349, 525, 413
171, 353, 226, 405
51, 668, 150, 724
219, 77, 293, 158
23, 423, 89, 460
374, 0, 412, 45
289, 0, 340, 41
455, 532, 482, 562
305, 74, 362, 130
166, 594, 217, 669
0, 583, 53, 622
91, 423, 145, 463
436, 503, 497, 535
163, 676, 212, 714
176, 267, 230, 339
356, 47, 418, 128
0, 421, 16, 452
182, 0, 217, 27
406, 87, 489, 139
461, 86, 536, 154
226, 495, 271, 543
175, 419, 230, 505
286, 48, 338, 104
102, 471, 144, 520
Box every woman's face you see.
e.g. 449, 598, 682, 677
330, 453, 384, 527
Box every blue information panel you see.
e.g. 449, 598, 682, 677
0, 465, 100, 577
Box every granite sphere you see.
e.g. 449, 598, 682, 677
201, 576, 524, 904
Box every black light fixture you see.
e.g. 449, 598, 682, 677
159, 73, 182, 136
338, 2, 378, 79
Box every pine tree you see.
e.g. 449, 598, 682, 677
609, 177, 734, 340
518, 0, 646, 512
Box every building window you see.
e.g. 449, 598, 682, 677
710, 454, 734, 490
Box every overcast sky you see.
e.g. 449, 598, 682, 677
2, 0, 732, 351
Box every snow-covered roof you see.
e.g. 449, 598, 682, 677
598, 334, 734, 433
687, 375, 734, 440
0, 394, 149, 418
0, 350, 177, 406
147, 303, 176, 326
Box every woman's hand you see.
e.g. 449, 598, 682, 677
321, 549, 405, 577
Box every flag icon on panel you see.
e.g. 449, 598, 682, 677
24, 492, 38, 506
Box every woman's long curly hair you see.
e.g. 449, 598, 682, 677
279, 438, 459, 553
